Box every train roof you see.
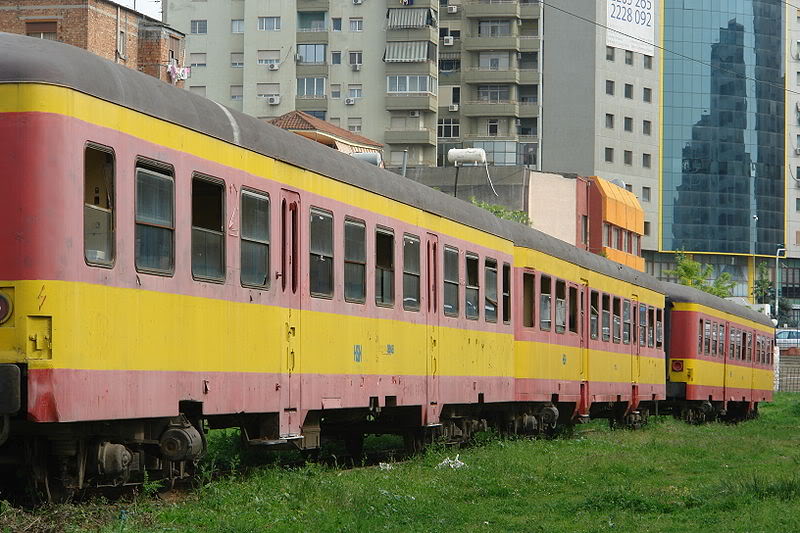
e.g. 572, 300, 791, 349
661, 281, 774, 328
0, 33, 717, 301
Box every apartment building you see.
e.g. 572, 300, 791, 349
436, 0, 541, 168
165, 0, 439, 167
0, 0, 186, 85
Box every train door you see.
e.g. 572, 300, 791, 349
722, 322, 730, 403
425, 233, 440, 425
280, 189, 301, 435
578, 281, 590, 415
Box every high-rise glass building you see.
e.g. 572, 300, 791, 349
661, 1, 784, 257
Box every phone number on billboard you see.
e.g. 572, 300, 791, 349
610, 0, 652, 27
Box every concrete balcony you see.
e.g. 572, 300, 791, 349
518, 36, 540, 52
462, 68, 519, 85
464, 1, 520, 18
518, 69, 539, 84
296, 30, 329, 44
384, 61, 438, 77
384, 128, 437, 146
296, 63, 328, 77
461, 100, 519, 117
385, 94, 437, 112
518, 102, 539, 117
295, 96, 328, 112
386, 26, 438, 43
439, 70, 462, 85
462, 35, 519, 51
296, 0, 329, 11
520, 2, 541, 19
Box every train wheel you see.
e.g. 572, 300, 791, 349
25, 439, 74, 504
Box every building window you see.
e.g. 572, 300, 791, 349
387, 75, 436, 94
348, 84, 363, 98
331, 51, 341, 65
118, 31, 127, 58
478, 84, 511, 102
438, 118, 460, 138
624, 116, 633, 132
332, 18, 342, 31
344, 219, 366, 303
309, 208, 334, 298
230, 52, 244, 68
230, 85, 243, 100
297, 77, 326, 97
257, 50, 279, 65
135, 165, 174, 274
231, 19, 244, 33
643, 120, 652, 135
605, 113, 614, 129
240, 191, 270, 288
403, 235, 421, 311
478, 19, 511, 37
605, 147, 614, 162
606, 46, 615, 61
465, 254, 479, 320
298, 44, 326, 64
349, 18, 363, 32
189, 53, 207, 67
642, 153, 652, 168
487, 119, 499, 136
642, 186, 651, 202
624, 83, 633, 99
485, 258, 498, 323
258, 17, 280, 31
625, 50, 633, 65
606, 80, 615, 95
452, 86, 461, 104
26, 21, 57, 40
191, 176, 225, 281
644, 55, 653, 69
375, 228, 395, 307
349, 51, 363, 65
190, 20, 207, 34
796, 198, 800, 212
347, 118, 362, 133
644, 221, 651, 236
84, 145, 115, 266
444, 246, 459, 316
256, 83, 280, 98
643, 87, 652, 102
331, 84, 341, 98
624, 150, 633, 165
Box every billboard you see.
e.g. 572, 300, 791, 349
606, 0, 655, 56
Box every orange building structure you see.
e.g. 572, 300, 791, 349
588, 176, 645, 271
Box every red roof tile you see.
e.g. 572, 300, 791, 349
269, 110, 383, 148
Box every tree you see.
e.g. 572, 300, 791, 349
664, 251, 735, 298
752, 261, 772, 304
470, 197, 531, 226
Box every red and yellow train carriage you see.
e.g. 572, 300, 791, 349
0, 34, 771, 498
663, 282, 775, 422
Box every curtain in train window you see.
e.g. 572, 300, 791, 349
403, 234, 420, 310
84, 145, 115, 266
135, 166, 174, 274
344, 219, 366, 302
375, 228, 395, 307
310, 208, 334, 297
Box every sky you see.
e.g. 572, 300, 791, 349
117, 0, 163, 20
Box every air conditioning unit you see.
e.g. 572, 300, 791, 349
351, 63, 362, 71
353, 0, 362, 4
345, 97, 356, 105
267, 95, 281, 105
447, 5, 458, 14
449, 104, 459, 112
795, 147, 800, 155
408, 110, 420, 117
268, 63, 279, 71
443, 36, 454, 46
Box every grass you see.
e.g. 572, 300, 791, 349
4, 394, 800, 532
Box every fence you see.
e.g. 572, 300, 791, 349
778, 354, 800, 392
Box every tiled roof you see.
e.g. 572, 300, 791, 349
269, 110, 383, 148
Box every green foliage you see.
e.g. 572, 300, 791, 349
470, 197, 531, 226
753, 261, 773, 304
665, 250, 736, 298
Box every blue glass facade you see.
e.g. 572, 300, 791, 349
662, 0, 784, 255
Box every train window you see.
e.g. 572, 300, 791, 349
590, 291, 599, 339
309, 208, 334, 298
135, 165, 174, 275
84, 144, 115, 267
569, 286, 578, 334
704, 321, 711, 355
555, 280, 566, 334
656, 309, 663, 348
756, 337, 762, 363
746, 332, 752, 361
639, 304, 647, 346
729, 329, 735, 359
601, 294, 611, 342
736, 330, 743, 360
344, 219, 366, 303
647, 307, 654, 347
611, 298, 621, 343
240, 190, 270, 288
502, 263, 511, 324
403, 234, 421, 311
711, 323, 718, 356
698, 319, 703, 354
484, 258, 498, 322
622, 300, 631, 344
540, 276, 552, 331
191, 176, 225, 281
444, 246, 459, 317
523, 273, 535, 327
375, 228, 395, 307
465, 254, 480, 320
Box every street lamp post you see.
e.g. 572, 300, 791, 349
776, 247, 786, 324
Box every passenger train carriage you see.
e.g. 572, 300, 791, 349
0, 34, 773, 499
